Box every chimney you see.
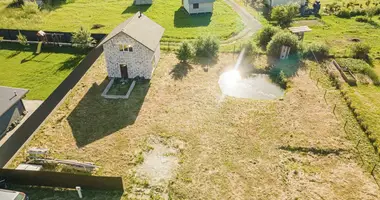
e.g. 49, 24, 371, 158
139, 11, 142, 18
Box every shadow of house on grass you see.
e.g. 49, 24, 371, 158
67, 78, 150, 147
174, 8, 211, 28
122, 4, 151, 14
170, 63, 193, 80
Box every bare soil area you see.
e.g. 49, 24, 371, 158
9, 53, 380, 199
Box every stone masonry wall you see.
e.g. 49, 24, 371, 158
103, 33, 155, 79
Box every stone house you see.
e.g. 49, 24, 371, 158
100, 12, 164, 79
182, 0, 215, 14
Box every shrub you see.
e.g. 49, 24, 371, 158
194, 36, 219, 58
267, 31, 300, 58
176, 41, 194, 63
256, 25, 280, 48
366, 7, 377, 20
17, 31, 28, 46
269, 68, 288, 88
270, 4, 299, 27
350, 8, 366, 16
324, 2, 341, 14
303, 42, 330, 60
355, 16, 369, 22
351, 42, 371, 60
245, 41, 259, 56
22, 1, 39, 14
336, 58, 379, 85
336, 8, 351, 18
71, 27, 96, 49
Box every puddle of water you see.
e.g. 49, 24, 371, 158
219, 70, 284, 100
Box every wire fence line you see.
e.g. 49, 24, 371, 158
308, 51, 380, 188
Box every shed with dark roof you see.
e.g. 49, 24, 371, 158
0, 86, 28, 138
100, 12, 164, 79
182, 0, 215, 14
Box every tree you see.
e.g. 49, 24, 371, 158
267, 31, 300, 58
71, 27, 95, 49
17, 31, 29, 46
176, 41, 194, 63
270, 4, 299, 27
194, 36, 219, 59
256, 25, 280, 48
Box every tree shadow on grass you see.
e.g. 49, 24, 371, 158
170, 62, 193, 80
193, 56, 217, 72
9, 185, 123, 200
122, 4, 151, 14
67, 78, 150, 148
279, 145, 347, 156
174, 8, 211, 28
56, 55, 85, 71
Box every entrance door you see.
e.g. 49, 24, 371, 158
119, 64, 128, 79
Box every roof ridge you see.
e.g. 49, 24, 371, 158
122, 12, 140, 32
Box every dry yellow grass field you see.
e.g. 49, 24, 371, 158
9, 53, 380, 199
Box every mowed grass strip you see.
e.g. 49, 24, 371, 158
0, 0, 244, 40
0, 43, 85, 100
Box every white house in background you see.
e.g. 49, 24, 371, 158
266, 0, 304, 7
134, 0, 152, 5
182, 0, 215, 14
100, 12, 164, 79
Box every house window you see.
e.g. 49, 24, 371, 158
118, 44, 133, 52
193, 3, 199, 9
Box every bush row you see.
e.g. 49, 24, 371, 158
176, 36, 219, 63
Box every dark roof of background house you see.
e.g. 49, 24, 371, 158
0, 86, 28, 116
188, 0, 215, 4
99, 12, 165, 51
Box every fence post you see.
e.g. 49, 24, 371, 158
316, 78, 319, 87
324, 90, 327, 103
344, 120, 348, 132
356, 140, 361, 149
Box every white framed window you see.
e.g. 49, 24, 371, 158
193, 3, 199, 9
118, 44, 133, 52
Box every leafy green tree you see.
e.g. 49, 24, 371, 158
17, 31, 29, 46
71, 27, 96, 49
194, 36, 219, 59
267, 31, 300, 57
176, 41, 194, 63
256, 25, 280, 48
270, 4, 299, 27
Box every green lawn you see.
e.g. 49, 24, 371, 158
0, 43, 85, 100
0, 0, 243, 41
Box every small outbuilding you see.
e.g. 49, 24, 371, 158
182, 0, 215, 14
134, 0, 152, 5
100, 12, 164, 79
0, 86, 28, 138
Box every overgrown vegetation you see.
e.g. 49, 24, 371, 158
21, 1, 39, 14
303, 42, 330, 60
256, 25, 280, 48
267, 31, 300, 57
176, 41, 194, 63
194, 36, 219, 59
269, 68, 288, 88
336, 58, 379, 85
17, 31, 28, 46
71, 27, 95, 49
351, 42, 371, 60
270, 3, 299, 27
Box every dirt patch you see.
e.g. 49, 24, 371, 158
293, 19, 323, 27
130, 136, 184, 199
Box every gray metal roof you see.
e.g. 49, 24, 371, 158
188, 0, 215, 4
0, 86, 28, 116
99, 12, 165, 51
